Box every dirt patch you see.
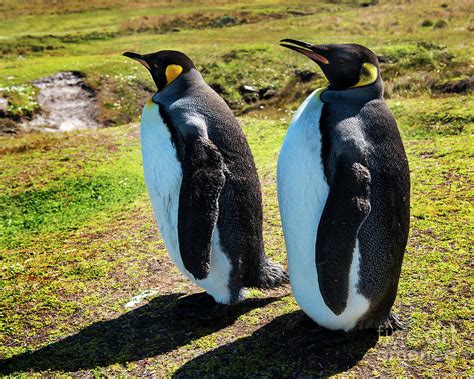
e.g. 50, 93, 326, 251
20, 71, 100, 132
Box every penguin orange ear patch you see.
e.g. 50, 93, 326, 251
353, 63, 378, 88
165, 64, 183, 86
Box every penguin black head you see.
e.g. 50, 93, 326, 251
280, 39, 380, 91
123, 50, 196, 92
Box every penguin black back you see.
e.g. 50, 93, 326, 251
319, 87, 410, 328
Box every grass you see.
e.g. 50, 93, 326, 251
0, 129, 144, 248
0, 0, 473, 376
1, 0, 472, 125
1, 116, 472, 376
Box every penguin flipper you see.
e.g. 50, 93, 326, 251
316, 158, 371, 315
178, 136, 226, 280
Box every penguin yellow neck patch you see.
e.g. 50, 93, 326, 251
314, 87, 328, 99
165, 64, 183, 86
352, 63, 378, 88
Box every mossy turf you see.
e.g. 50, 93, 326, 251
1, 111, 472, 376
1, 0, 472, 127
0, 0, 473, 376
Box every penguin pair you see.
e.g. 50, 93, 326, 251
123, 41, 410, 332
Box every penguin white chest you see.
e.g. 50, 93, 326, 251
140, 100, 232, 304
277, 89, 369, 331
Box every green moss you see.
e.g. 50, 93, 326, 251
0, 129, 145, 248
388, 96, 474, 138
378, 42, 453, 69
189, 334, 219, 350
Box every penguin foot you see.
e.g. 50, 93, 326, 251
176, 292, 216, 310
176, 293, 231, 319
305, 328, 351, 349
378, 311, 405, 335
195, 303, 230, 321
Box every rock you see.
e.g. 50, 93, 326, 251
242, 92, 259, 104
124, 289, 159, 308
259, 88, 277, 100
239, 84, 259, 94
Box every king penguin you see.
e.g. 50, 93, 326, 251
123, 50, 287, 314
277, 39, 410, 332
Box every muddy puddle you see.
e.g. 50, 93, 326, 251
21, 71, 100, 132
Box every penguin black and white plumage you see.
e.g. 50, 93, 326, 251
277, 40, 410, 331
123, 50, 287, 310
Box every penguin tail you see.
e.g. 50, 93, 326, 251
249, 259, 289, 290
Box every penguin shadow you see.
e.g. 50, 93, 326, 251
173, 310, 380, 378
0, 293, 280, 375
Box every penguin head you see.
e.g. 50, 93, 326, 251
123, 50, 196, 92
280, 39, 380, 91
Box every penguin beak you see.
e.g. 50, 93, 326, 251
279, 39, 329, 65
123, 52, 151, 70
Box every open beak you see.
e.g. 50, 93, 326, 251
123, 52, 151, 70
280, 39, 329, 65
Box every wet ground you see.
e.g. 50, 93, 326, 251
21, 71, 100, 132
